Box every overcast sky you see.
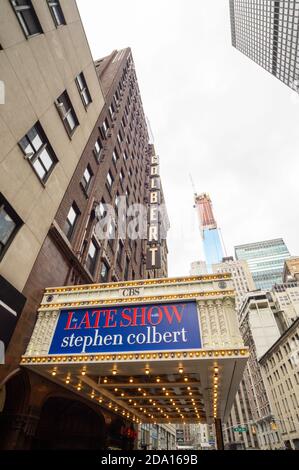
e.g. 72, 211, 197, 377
77, 0, 299, 277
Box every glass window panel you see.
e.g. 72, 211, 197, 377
67, 206, 77, 225
95, 140, 101, 154
83, 168, 91, 183
39, 148, 53, 171
28, 127, 43, 151
66, 112, 76, 131
33, 159, 46, 180
52, 5, 64, 25
0, 208, 16, 245
77, 74, 85, 91
82, 89, 90, 105
88, 241, 96, 258
19, 137, 34, 156
21, 9, 41, 36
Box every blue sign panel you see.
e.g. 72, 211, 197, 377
49, 301, 201, 355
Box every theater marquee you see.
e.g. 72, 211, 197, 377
21, 274, 249, 435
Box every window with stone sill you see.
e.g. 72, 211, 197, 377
10, 0, 43, 38
19, 122, 58, 183
0, 193, 23, 261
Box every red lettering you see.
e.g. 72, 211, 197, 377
132, 307, 146, 326
104, 309, 117, 327
65, 311, 77, 330
91, 310, 103, 328
77, 312, 91, 329
120, 307, 132, 327
147, 306, 163, 325
162, 304, 185, 324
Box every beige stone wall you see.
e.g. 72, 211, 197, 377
0, 0, 104, 291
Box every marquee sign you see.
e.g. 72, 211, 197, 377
49, 301, 201, 355
146, 153, 162, 270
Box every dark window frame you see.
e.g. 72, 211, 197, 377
86, 238, 99, 275
75, 72, 92, 109
10, 0, 43, 39
106, 169, 114, 191
64, 202, 80, 240
117, 239, 124, 267
100, 260, 110, 283
93, 137, 103, 163
100, 118, 110, 140
112, 148, 119, 167
19, 122, 58, 184
124, 256, 130, 281
47, 0, 66, 27
80, 164, 93, 195
56, 90, 79, 138
0, 193, 23, 261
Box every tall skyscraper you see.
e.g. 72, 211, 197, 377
195, 193, 224, 269
229, 0, 299, 92
235, 238, 291, 290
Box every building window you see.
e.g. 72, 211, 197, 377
93, 138, 103, 162
10, 0, 43, 38
98, 199, 106, 218
47, 0, 66, 26
107, 218, 115, 247
86, 239, 99, 275
117, 130, 123, 145
124, 256, 130, 280
112, 148, 119, 166
100, 261, 109, 283
117, 240, 124, 266
101, 118, 110, 139
106, 170, 114, 190
64, 203, 80, 240
123, 150, 128, 162
0, 194, 23, 261
119, 169, 125, 185
56, 90, 79, 137
81, 164, 93, 194
19, 122, 58, 183
76, 72, 92, 108
115, 193, 120, 213
109, 102, 116, 119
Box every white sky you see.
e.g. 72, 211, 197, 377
77, 0, 299, 277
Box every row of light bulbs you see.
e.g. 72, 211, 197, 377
213, 366, 219, 419
50, 367, 202, 423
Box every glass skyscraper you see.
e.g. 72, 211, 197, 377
194, 193, 224, 270
229, 0, 299, 92
202, 228, 224, 268
235, 238, 290, 290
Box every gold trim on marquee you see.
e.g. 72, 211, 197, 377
43, 273, 232, 294
21, 347, 249, 365
39, 290, 235, 311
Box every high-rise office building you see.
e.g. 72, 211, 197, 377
235, 238, 290, 290
0, 41, 168, 449
229, 0, 299, 92
194, 193, 224, 269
